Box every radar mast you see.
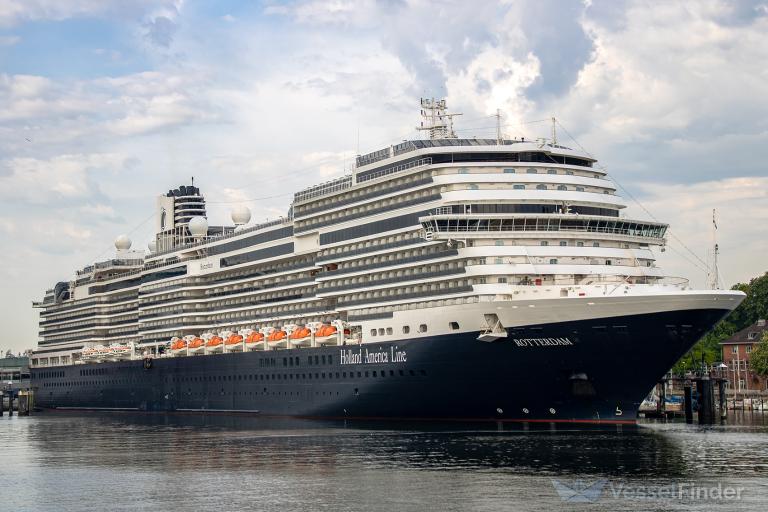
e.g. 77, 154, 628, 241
416, 98, 462, 139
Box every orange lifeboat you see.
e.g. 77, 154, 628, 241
316, 325, 337, 338
171, 339, 187, 350
188, 338, 204, 349
290, 327, 311, 339
267, 330, 286, 342
206, 336, 223, 347
246, 332, 264, 344
225, 334, 244, 346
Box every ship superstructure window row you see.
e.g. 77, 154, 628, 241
296, 189, 440, 232
295, 172, 433, 217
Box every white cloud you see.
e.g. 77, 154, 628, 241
628, 176, 768, 288
0, 153, 128, 203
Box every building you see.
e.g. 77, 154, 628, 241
0, 354, 31, 391
720, 319, 768, 392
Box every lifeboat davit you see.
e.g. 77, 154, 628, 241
246, 331, 265, 349
267, 329, 287, 348
289, 326, 312, 347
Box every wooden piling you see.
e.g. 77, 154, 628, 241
684, 384, 693, 424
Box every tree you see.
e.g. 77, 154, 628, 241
750, 332, 768, 377
672, 272, 768, 375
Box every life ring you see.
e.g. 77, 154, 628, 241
143, 357, 153, 370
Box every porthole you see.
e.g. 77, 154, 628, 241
449, 321, 460, 330
419, 324, 427, 333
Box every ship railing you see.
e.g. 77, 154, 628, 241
355, 157, 432, 184
147, 218, 291, 259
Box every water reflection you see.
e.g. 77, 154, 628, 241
2, 412, 767, 512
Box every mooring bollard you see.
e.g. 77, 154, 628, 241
684, 384, 693, 424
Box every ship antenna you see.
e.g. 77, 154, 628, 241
551, 116, 557, 146
707, 208, 721, 290
496, 109, 502, 145
416, 98, 462, 139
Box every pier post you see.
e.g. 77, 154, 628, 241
697, 377, 715, 424
7, 392, 12, 416
718, 380, 727, 420
0, 391, 4, 416
684, 384, 693, 424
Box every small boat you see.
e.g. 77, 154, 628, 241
170, 337, 187, 352
225, 333, 244, 351
246, 330, 265, 350
205, 334, 224, 353
267, 329, 287, 348
314, 324, 338, 345
289, 326, 311, 347
188, 336, 205, 354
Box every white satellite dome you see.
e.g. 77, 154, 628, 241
231, 205, 251, 226
148, 240, 157, 253
114, 234, 132, 251
188, 216, 208, 238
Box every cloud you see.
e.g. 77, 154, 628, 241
628, 176, 768, 287
0, 35, 19, 46
0, 0, 181, 28
0, 153, 129, 203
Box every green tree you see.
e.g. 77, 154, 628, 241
672, 272, 768, 375
750, 332, 768, 377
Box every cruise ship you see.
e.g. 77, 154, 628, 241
30, 99, 744, 423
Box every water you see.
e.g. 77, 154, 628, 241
2, 412, 768, 511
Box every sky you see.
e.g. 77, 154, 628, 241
1, 0, 767, 354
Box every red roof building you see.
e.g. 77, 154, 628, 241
720, 319, 768, 392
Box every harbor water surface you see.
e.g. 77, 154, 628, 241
2, 412, 767, 511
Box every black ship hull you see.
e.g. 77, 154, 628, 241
32, 308, 728, 423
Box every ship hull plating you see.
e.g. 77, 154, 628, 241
32, 308, 727, 423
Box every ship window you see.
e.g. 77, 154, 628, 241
419, 324, 427, 332
365, 371, 369, 378
371, 329, 377, 336
593, 242, 600, 247
576, 186, 585, 192
513, 185, 525, 190
498, 277, 507, 283
449, 321, 460, 330
503, 168, 516, 174
557, 185, 567, 191
536, 184, 548, 190
541, 241, 548, 246
495, 240, 504, 246
527, 168, 537, 174
605, 259, 612, 265
566, 170, 574, 175
547, 169, 557, 174
577, 242, 584, 247
403, 326, 410, 334
550, 259, 558, 264
378, 328, 385, 336
386, 327, 393, 335
322, 355, 326, 364
469, 184, 479, 190
559, 241, 567, 246
373, 371, 377, 377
